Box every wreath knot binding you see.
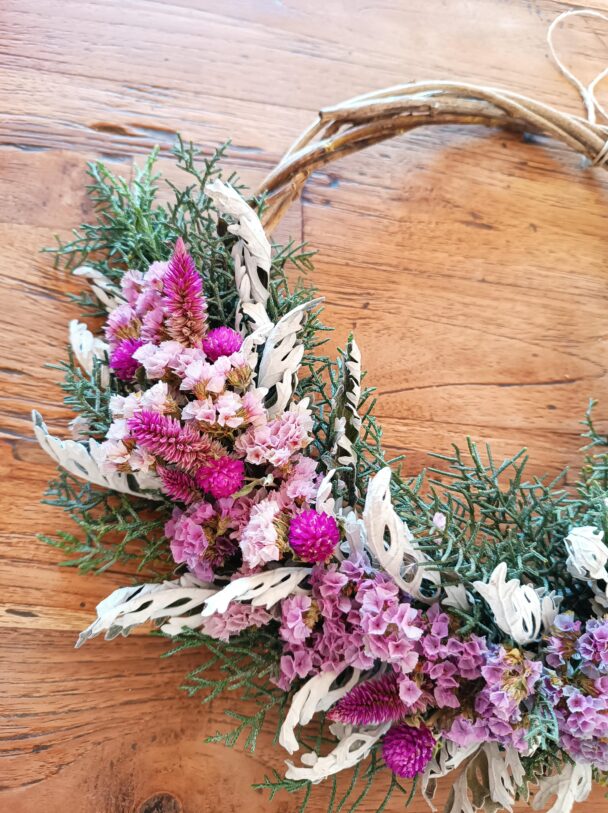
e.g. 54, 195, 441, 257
32, 14, 608, 813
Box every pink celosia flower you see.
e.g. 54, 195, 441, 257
128, 410, 214, 471
203, 326, 243, 361
163, 238, 207, 346
289, 510, 340, 562
195, 457, 245, 499
328, 672, 408, 726
157, 466, 201, 505
235, 408, 313, 467
110, 337, 144, 380
382, 723, 435, 778
240, 497, 283, 569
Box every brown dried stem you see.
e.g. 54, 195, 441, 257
255, 81, 608, 232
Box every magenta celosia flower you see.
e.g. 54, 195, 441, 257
128, 410, 213, 471
328, 672, 408, 726
109, 337, 144, 380
289, 510, 340, 562
203, 326, 243, 361
382, 723, 435, 778
163, 237, 207, 346
157, 466, 201, 505
195, 457, 245, 499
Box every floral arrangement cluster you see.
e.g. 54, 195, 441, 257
35, 143, 608, 813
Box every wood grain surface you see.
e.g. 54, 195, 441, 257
2, 1, 608, 811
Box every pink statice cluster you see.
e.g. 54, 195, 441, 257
93, 239, 341, 581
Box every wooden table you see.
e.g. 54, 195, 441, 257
2, 1, 608, 810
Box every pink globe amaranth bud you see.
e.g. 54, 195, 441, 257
195, 457, 245, 499
203, 326, 243, 361
288, 510, 340, 563
382, 723, 435, 779
110, 337, 144, 380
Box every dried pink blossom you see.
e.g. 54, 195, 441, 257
109, 337, 144, 380
163, 238, 207, 346
128, 410, 214, 471
203, 326, 243, 361
289, 510, 340, 563
382, 723, 435, 778
195, 457, 245, 499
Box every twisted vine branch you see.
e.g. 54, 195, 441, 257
256, 81, 608, 231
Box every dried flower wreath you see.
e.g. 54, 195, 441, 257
35, 79, 608, 813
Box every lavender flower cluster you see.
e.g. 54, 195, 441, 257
91, 239, 608, 784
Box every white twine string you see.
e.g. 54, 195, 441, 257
548, 8, 608, 165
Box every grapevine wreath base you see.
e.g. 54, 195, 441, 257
34, 81, 608, 813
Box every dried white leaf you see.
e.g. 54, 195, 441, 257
280, 669, 344, 754
32, 410, 161, 499
279, 667, 362, 755
445, 769, 476, 813
422, 741, 480, 812
77, 573, 215, 647
531, 762, 592, 813
73, 265, 124, 311
205, 179, 271, 330
565, 526, 608, 581
257, 299, 323, 417
69, 320, 110, 386
200, 567, 311, 617
315, 469, 336, 515
285, 723, 390, 783
442, 584, 472, 611
484, 742, 525, 813
363, 467, 441, 602
473, 563, 544, 646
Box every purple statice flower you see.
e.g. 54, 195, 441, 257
280, 594, 314, 645
128, 410, 214, 471
195, 457, 245, 499
165, 502, 214, 580
200, 603, 272, 642
328, 672, 408, 726
109, 337, 144, 380
382, 723, 435, 778
203, 326, 243, 361
289, 510, 340, 563
562, 733, 608, 771
577, 619, 608, 675
545, 613, 582, 668
163, 237, 207, 346
278, 649, 315, 689
157, 466, 201, 505
446, 715, 489, 748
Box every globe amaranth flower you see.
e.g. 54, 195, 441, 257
195, 457, 245, 499
382, 723, 435, 778
203, 326, 243, 361
289, 510, 340, 563
110, 337, 144, 380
